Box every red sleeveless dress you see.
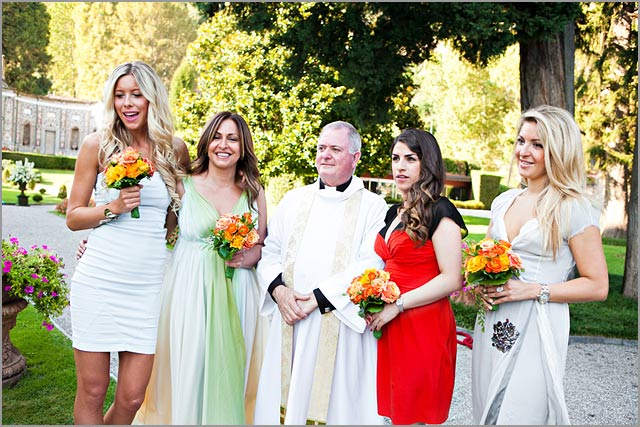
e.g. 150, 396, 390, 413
374, 200, 464, 424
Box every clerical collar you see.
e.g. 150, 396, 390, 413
319, 177, 352, 192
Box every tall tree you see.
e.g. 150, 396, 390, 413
45, 2, 77, 97
59, 2, 199, 101
575, 2, 637, 297
412, 42, 520, 172
2, 2, 52, 95
191, 2, 578, 176
623, 133, 638, 299
575, 2, 637, 239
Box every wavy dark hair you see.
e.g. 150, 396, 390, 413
190, 111, 262, 208
392, 128, 446, 246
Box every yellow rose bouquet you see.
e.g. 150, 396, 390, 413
461, 238, 523, 331
204, 212, 259, 279
346, 268, 400, 339
103, 147, 154, 218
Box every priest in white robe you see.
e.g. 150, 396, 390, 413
254, 121, 388, 425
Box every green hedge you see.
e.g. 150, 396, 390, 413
452, 199, 485, 210
471, 170, 501, 209
1, 151, 76, 170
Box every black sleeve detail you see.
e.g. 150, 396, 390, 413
378, 203, 402, 237
429, 197, 468, 239
313, 288, 336, 314
268, 273, 285, 302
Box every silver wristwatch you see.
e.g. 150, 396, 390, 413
395, 297, 404, 312
536, 283, 550, 304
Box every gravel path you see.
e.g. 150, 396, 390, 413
2, 204, 637, 425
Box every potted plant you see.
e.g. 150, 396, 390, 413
2, 236, 69, 387
7, 158, 37, 206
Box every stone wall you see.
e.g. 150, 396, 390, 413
2, 87, 98, 157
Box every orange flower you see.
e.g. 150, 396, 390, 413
507, 251, 522, 269
238, 224, 249, 237
346, 268, 399, 339
121, 146, 140, 164
204, 211, 259, 280
485, 254, 510, 274
381, 281, 400, 303
243, 229, 259, 249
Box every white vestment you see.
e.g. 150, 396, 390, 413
254, 177, 387, 425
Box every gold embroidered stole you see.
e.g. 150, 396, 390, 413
280, 187, 363, 423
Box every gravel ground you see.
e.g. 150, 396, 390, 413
2, 204, 637, 425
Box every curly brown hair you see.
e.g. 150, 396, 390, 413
392, 128, 446, 246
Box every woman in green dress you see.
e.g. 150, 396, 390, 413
135, 112, 267, 424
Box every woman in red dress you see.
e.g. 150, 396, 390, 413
367, 128, 467, 424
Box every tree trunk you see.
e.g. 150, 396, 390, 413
519, 22, 575, 113
622, 129, 638, 299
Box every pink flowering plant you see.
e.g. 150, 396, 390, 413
2, 237, 69, 330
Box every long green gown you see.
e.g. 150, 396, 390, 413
135, 176, 246, 425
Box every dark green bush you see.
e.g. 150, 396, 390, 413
39, 188, 47, 194
471, 171, 501, 209
32, 194, 43, 202
1, 151, 76, 170
57, 184, 67, 199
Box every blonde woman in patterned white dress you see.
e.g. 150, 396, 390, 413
471, 105, 609, 425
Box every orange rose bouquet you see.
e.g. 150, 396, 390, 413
461, 238, 523, 330
346, 268, 400, 339
204, 212, 259, 279
104, 147, 154, 219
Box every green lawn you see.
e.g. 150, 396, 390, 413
3, 168, 74, 205
1, 306, 116, 425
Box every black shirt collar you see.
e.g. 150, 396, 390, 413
319, 177, 352, 192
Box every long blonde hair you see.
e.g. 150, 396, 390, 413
99, 61, 182, 210
514, 105, 593, 258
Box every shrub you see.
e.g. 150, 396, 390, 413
32, 194, 43, 203
265, 174, 305, 207
57, 185, 67, 200
452, 199, 486, 210
1, 151, 76, 170
471, 171, 502, 209
2, 159, 13, 183
39, 188, 47, 195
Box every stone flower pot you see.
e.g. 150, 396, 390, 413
16, 182, 29, 207
2, 287, 28, 388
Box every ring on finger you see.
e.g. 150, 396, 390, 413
495, 286, 504, 293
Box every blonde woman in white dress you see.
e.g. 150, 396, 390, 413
67, 61, 189, 425
471, 105, 609, 425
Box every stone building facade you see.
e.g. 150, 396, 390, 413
2, 83, 99, 157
